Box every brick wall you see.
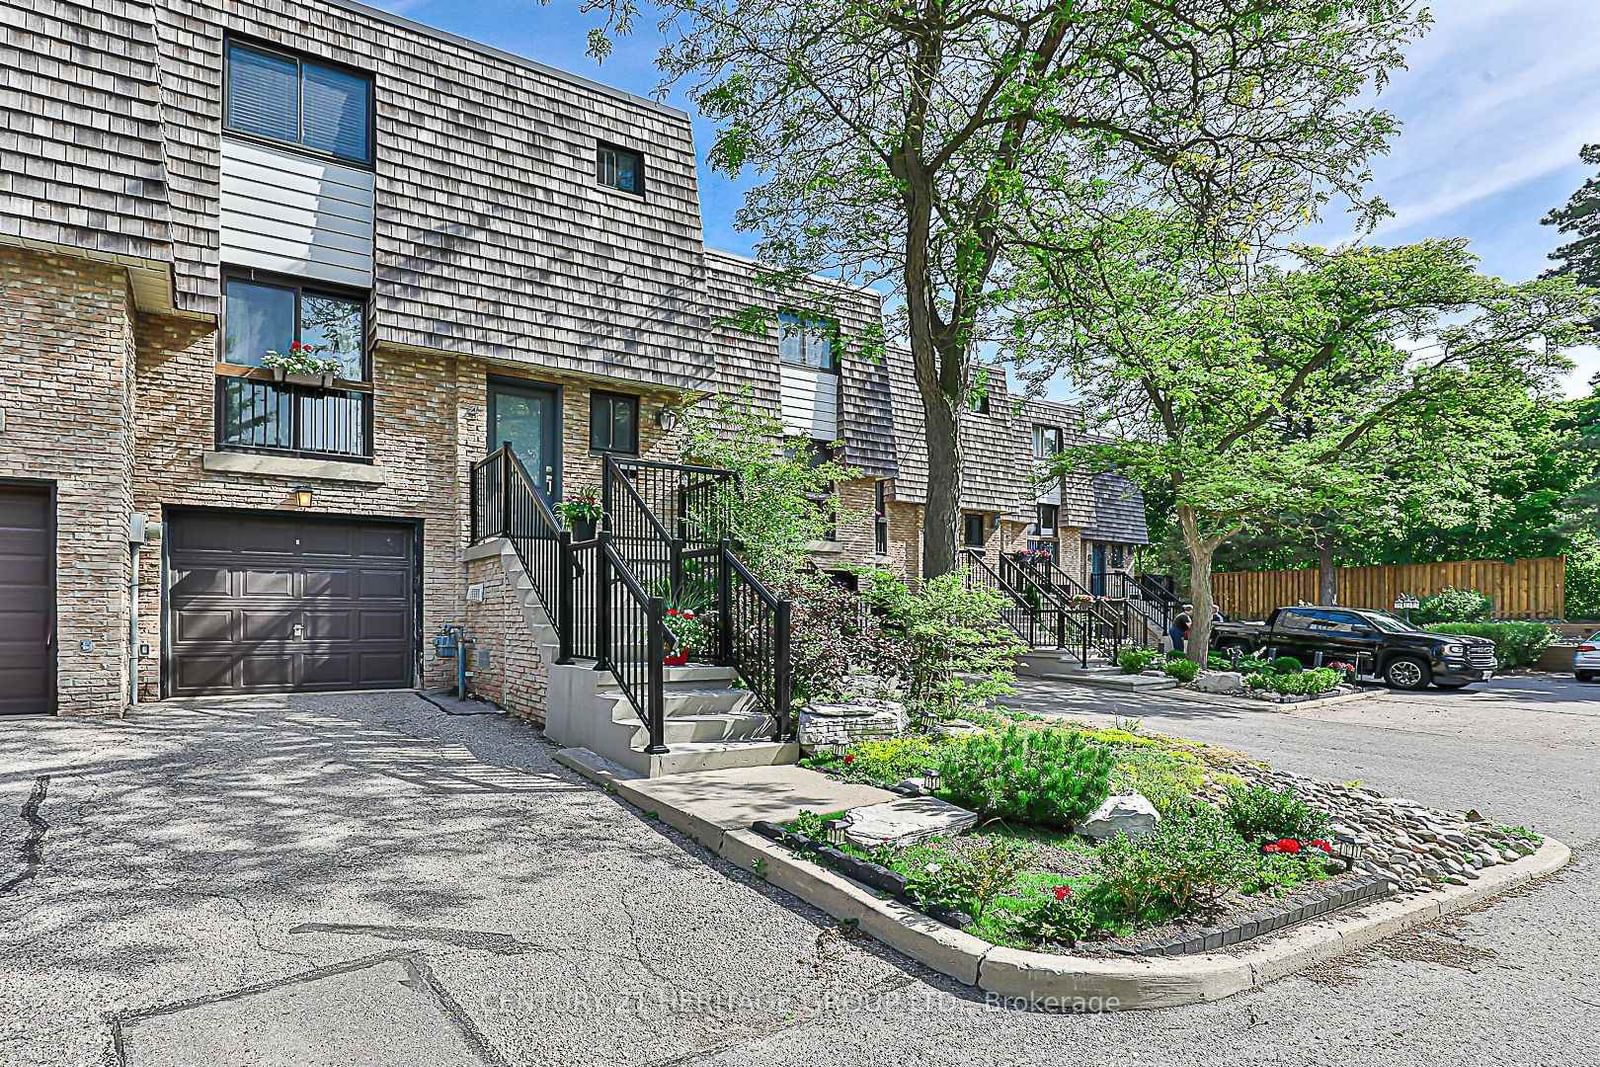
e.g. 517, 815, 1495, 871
462, 553, 549, 724
132, 324, 467, 698
0, 247, 136, 714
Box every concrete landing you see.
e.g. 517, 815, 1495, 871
1026, 665, 1178, 690
557, 749, 894, 852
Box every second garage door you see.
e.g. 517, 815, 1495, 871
167, 511, 415, 697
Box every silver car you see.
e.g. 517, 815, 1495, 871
1577, 632, 1600, 683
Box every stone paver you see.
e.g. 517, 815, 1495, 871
0, 678, 1592, 1066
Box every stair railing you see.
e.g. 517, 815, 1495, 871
1014, 554, 1129, 659
959, 548, 1090, 667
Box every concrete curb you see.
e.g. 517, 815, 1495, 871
1170, 686, 1385, 712
560, 749, 1570, 1010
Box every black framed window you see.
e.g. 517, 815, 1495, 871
226, 40, 373, 165
874, 480, 889, 556
589, 390, 639, 454
218, 274, 371, 460
596, 144, 644, 195
1037, 503, 1058, 534
1033, 424, 1062, 458
778, 312, 838, 372
963, 513, 987, 548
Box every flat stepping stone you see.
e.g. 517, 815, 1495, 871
841, 796, 979, 848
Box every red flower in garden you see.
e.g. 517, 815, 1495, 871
668, 608, 679, 616
1052, 885, 1072, 902
843, 753, 856, 765
1277, 838, 1302, 853
1262, 843, 1281, 854
1311, 839, 1333, 853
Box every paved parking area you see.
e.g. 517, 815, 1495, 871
0, 677, 1592, 1066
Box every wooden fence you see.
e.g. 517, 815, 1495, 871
1209, 557, 1566, 621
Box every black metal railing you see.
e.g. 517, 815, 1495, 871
1095, 570, 1180, 648
471, 445, 793, 756
960, 549, 1091, 667
1010, 554, 1129, 659
217, 377, 372, 460
721, 544, 793, 734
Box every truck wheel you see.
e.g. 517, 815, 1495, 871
1383, 655, 1431, 691
1578, 671, 1595, 683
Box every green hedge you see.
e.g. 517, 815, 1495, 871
1429, 622, 1555, 670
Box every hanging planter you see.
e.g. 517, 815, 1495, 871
261, 343, 345, 391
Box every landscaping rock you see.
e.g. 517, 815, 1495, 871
1079, 792, 1161, 843
797, 700, 908, 751
1192, 671, 1245, 694
840, 796, 980, 848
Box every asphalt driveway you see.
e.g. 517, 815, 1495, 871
0, 677, 1593, 1066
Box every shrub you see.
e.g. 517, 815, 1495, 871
1108, 745, 1208, 815
1429, 622, 1555, 669
1235, 656, 1273, 675
904, 837, 1034, 921
1244, 667, 1342, 695
1567, 534, 1600, 620
1271, 655, 1303, 674
773, 572, 909, 705
1079, 806, 1258, 929
1224, 784, 1329, 844
1005, 882, 1091, 947
1117, 647, 1160, 674
1162, 657, 1199, 683
1414, 586, 1494, 626
937, 725, 1114, 829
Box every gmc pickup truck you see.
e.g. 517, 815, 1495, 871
1211, 605, 1497, 691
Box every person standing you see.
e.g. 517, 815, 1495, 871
1169, 603, 1194, 655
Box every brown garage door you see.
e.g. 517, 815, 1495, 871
167, 511, 415, 697
0, 485, 53, 715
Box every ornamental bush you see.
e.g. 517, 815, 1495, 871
802, 736, 944, 786
937, 725, 1114, 830
1224, 784, 1329, 844
1413, 586, 1494, 626
1271, 655, 1303, 674
1117, 647, 1160, 674
1245, 667, 1341, 695
1429, 622, 1555, 669
1079, 806, 1259, 929
1162, 656, 1199, 683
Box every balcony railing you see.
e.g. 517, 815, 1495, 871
217, 375, 373, 460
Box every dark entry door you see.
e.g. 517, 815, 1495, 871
167, 512, 414, 696
0, 485, 53, 715
488, 380, 560, 501
1090, 543, 1108, 595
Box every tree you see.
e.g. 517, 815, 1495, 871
595, 0, 1428, 577
1543, 143, 1600, 297
1023, 227, 1594, 660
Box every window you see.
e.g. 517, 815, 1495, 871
1037, 504, 1058, 535
1033, 424, 1062, 459
596, 144, 644, 195
778, 312, 838, 372
786, 438, 838, 540
589, 391, 639, 454
874, 480, 889, 556
225, 41, 372, 164
968, 391, 991, 414
218, 274, 370, 459
963, 513, 987, 548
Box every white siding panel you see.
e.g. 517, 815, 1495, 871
219, 138, 374, 287
780, 365, 839, 440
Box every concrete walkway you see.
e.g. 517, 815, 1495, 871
0, 682, 1592, 1065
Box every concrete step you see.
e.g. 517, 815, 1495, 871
633, 711, 778, 745
641, 739, 800, 777
594, 663, 739, 689
605, 686, 756, 723
1024, 664, 1178, 690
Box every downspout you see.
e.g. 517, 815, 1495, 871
128, 540, 139, 713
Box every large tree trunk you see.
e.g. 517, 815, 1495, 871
921, 390, 962, 579
1317, 534, 1338, 604
1179, 505, 1219, 665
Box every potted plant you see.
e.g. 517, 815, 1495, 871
663, 605, 712, 666
556, 485, 604, 540
261, 342, 344, 389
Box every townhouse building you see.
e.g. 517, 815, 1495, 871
0, 0, 1143, 725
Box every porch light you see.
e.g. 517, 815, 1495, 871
656, 407, 679, 431
291, 486, 315, 508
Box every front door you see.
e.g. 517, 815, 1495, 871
1090, 543, 1107, 595
0, 484, 53, 714
488, 380, 560, 501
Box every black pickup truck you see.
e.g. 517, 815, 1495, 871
1211, 605, 1497, 691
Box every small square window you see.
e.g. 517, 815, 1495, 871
590, 391, 639, 453
1037, 504, 1058, 534
963, 513, 987, 548
968, 391, 991, 415
1033, 424, 1062, 458
778, 312, 838, 372
596, 144, 644, 195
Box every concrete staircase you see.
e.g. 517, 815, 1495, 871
472, 538, 797, 777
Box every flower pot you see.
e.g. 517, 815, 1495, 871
570, 516, 597, 541
319, 371, 338, 390
664, 648, 690, 667
269, 366, 288, 383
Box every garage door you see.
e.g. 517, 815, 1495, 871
0, 485, 53, 715
167, 512, 415, 696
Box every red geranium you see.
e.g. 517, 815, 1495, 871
842, 753, 856, 765
1276, 838, 1302, 853
1311, 839, 1333, 853
1261, 842, 1281, 854
1052, 885, 1072, 902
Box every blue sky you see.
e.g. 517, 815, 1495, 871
369, 0, 1600, 396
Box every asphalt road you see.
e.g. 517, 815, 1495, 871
0, 674, 1593, 1066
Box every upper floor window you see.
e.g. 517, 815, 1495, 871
778, 312, 838, 372
596, 144, 644, 195
1033, 424, 1062, 458
1037, 503, 1058, 534
223, 277, 366, 379
226, 40, 373, 165
962, 513, 987, 548
968, 392, 991, 415
589, 390, 640, 454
